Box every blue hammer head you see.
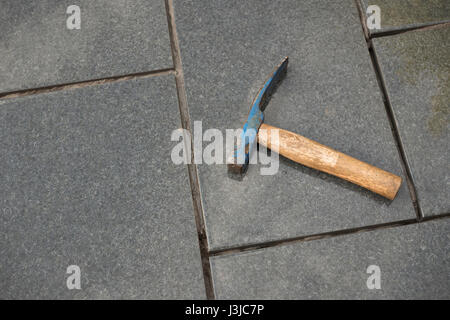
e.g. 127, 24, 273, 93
228, 57, 289, 175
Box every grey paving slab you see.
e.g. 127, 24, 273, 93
373, 27, 450, 217
0, 76, 205, 299
0, 0, 172, 94
361, 0, 450, 33
175, 0, 416, 250
211, 218, 450, 299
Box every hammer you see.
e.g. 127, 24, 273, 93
228, 57, 402, 200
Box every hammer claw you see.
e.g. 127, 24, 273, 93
228, 57, 289, 175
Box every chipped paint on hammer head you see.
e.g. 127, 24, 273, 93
228, 57, 289, 176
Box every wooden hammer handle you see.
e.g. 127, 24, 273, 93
258, 123, 402, 200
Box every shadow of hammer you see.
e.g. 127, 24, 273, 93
227, 57, 402, 200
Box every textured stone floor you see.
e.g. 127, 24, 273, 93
0, 0, 448, 299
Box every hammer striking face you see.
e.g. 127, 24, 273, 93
228, 57, 289, 175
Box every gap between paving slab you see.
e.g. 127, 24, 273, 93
0, 68, 175, 100
370, 20, 450, 38
0, 0, 173, 94
355, 0, 450, 39
367, 42, 422, 219
210, 213, 450, 257
210, 216, 450, 299
358, 0, 450, 38
354, 0, 423, 220
371, 27, 449, 217
164, 0, 215, 300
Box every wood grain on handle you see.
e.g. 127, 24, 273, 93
258, 123, 402, 200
